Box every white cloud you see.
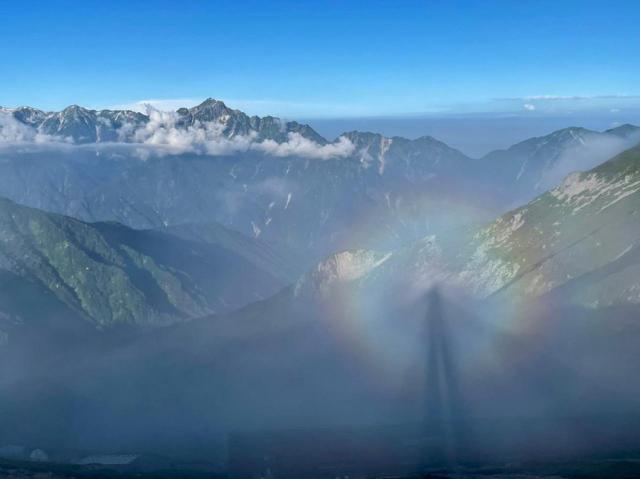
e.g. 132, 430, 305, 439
0, 110, 66, 146
540, 133, 640, 191
130, 106, 254, 156
0, 105, 355, 161
489, 94, 640, 115
126, 105, 355, 160
255, 133, 355, 160
498, 94, 640, 101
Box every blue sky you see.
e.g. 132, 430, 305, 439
1, 0, 639, 122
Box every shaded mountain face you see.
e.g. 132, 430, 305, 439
157, 221, 298, 280
11, 105, 148, 143
176, 99, 328, 144
2, 101, 638, 273
338, 144, 640, 311
0, 104, 488, 269
0, 147, 481, 273
5, 100, 636, 274
82, 144, 640, 453
2, 105, 640, 462
482, 125, 640, 204
5, 99, 328, 145
0, 197, 288, 346
478, 143, 640, 307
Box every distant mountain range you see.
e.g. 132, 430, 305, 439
482, 123, 640, 202
4, 99, 326, 144
0, 99, 638, 332
6, 140, 640, 452
0, 122, 638, 348
304, 143, 640, 311
1, 99, 640, 458
1, 99, 638, 271
122, 142, 640, 437
5, 99, 638, 154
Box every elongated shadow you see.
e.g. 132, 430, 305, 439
423, 287, 469, 464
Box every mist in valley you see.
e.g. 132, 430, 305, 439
1, 118, 640, 469
2, 3, 640, 477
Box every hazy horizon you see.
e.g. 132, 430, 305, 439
4, 98, 639, 157
305, 112, 640, 157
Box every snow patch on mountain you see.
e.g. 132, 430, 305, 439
0, 111, 65, 145
0, 102, 355, 160
378, 137, 393, 174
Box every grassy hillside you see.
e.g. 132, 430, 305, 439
0, 197, 288, 344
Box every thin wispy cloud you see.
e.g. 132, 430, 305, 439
495, 94, 640, 101
477, 94, 640, 118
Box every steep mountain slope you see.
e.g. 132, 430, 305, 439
0, 109, 484, 269
0, 197, 287, 345
482, 125, 640, 203
157, 221, 299, 280
176, 99, 327, 143
1, 100, 638, 273
366, 144, 640, 309
477, 143, 640, 306
606, 123, 640, 139
114, 152, 640, 432
3, 144, 640, 459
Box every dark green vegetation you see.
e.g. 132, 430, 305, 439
0, 197, 288, 343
